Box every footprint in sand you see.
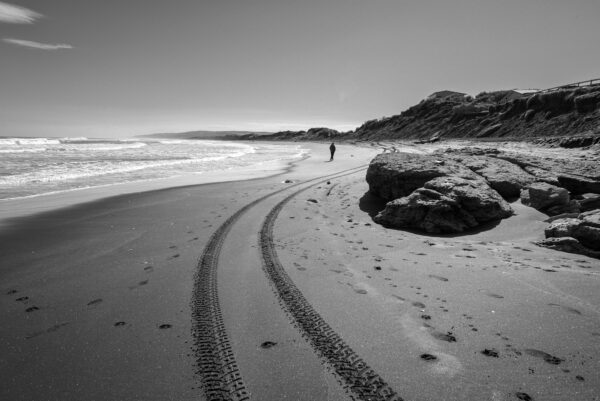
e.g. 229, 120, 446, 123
158, 324, 172, 329
7, 289, 18, 295
515, 392, 533, 401
432, 331, 457, 343
548, 303, 582, 315
26, 322, 69, 339
87, 298, 103, 306
347, 282, 370, 295
481, 349, 499, 358
412, 301, 426, 309
479, 289, 504, 299
260, 341, 277, 349
524, 349, 563, 365
420, 353, 437, 361
25, 306, 40, 313
129, 280, 149, 290
144, 265, 154, 272
16, 296, 29, 302
114, 321, 126, 327
428, 275, 448, 282
169, 245, 177, 249
168, 254, 180, 260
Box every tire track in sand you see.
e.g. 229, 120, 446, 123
191, 166, 367, 401
259, 179, 404, 401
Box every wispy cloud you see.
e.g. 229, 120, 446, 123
0, 1, 42, 23
3, 38, 73, 50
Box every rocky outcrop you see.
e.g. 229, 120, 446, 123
449, 155, 536, 198
365, 153, 481, 201
366, 149, 600, 239
520, 182, 579, 215
374, 175, 513, 233
578, 193, 600, 212
535, 237, 600, 258
538, 210, 600, 257
532, 134, 600, 148
487, 152, 600, 195
348, 86, 600, 142
367, 152, 514, 233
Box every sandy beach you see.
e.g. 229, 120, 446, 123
1, 142, 599, 401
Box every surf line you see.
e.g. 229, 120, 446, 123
191, 166, 367, 401
259, 178, 404, 401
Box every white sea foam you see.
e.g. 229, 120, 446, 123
0, 137, 304, 200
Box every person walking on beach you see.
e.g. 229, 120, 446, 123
329, 142, 336, 161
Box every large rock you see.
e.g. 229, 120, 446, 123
494, 152, 600, 195
544, 218, 581, 238
520, 182, 579, 215
535, 237, 600, 258
556, 174, 600, 195
543, 210, 600, 255
366, 153, 480, 201
374, 175, 513, 233
580, 209, 600, 229
457, 156, 536, 198
577, 193, 600, 212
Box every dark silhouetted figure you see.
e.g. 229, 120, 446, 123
329, 142, 336, 161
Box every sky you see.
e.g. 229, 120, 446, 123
1, 0, 599, 138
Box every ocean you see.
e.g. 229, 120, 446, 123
0, 137, 306, 201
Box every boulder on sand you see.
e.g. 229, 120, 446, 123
366, 153, 480, 201
374, 175, 513, 233
535, 237, 600, 258
538, 210, 600, 258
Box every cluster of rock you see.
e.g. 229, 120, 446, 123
538, 211, 600, 258
367, 148, 600, 258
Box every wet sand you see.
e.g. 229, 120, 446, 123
1, 142, 599, 401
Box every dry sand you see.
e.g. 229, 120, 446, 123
1, 142, 599, 401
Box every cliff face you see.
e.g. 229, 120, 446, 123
350, 86, 600, 142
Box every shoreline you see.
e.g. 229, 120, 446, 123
0, 142, 381, 400
0, 141, 312, 231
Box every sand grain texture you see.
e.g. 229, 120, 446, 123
1, 142, 599, 401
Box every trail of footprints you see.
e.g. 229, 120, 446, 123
6, 233, 205, 340
285, 183, 595, 399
